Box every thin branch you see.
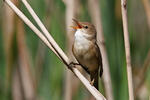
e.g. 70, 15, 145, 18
4, 0, 106, 99
88, 0, 113, 100
121, 0, 134, 100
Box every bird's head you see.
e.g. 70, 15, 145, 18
72, 19, 96, 36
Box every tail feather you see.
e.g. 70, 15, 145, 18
93, 76, 98, 90
100, 66, 103, 77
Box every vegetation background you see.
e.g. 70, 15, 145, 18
0, 0, 150, 100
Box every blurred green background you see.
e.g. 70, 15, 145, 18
0, 0, 150, 100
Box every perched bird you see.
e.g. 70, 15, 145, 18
71, 19, 103, 90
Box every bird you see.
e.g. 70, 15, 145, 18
70, 19, 103, 90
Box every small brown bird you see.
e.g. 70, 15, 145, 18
71, 19, 103, 90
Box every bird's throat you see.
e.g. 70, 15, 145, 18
74, 30, 92, 53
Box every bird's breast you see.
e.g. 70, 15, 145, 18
74, 31, 91, 55
74, 38, 90, 52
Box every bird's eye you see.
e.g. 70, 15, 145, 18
84, 26, 88, 29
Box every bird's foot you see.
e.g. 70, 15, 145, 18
68, 62, 79, 71
70, 62, 80, 66
90, 79, 95, 86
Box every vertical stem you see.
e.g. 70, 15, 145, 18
121, 0, 134, 100
2, 0, 16, 92
12, 67, 24, 100
16, 18, 36, 100
64, 0, 74, 99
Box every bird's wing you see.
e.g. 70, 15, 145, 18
95, 43, 103, 77
72, 44, 90, 74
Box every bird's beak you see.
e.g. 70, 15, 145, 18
71, 19, 82, 29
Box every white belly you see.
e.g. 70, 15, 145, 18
74, 30, 91, 53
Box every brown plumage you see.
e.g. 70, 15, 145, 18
71, 19, 103, 90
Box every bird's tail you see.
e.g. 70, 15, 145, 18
100, 66, 103, 77
90, 72, 99, 90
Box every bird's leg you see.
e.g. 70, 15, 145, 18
90, 79, 95, 86
70, 62, 80, 66
90, 72, 96, 86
